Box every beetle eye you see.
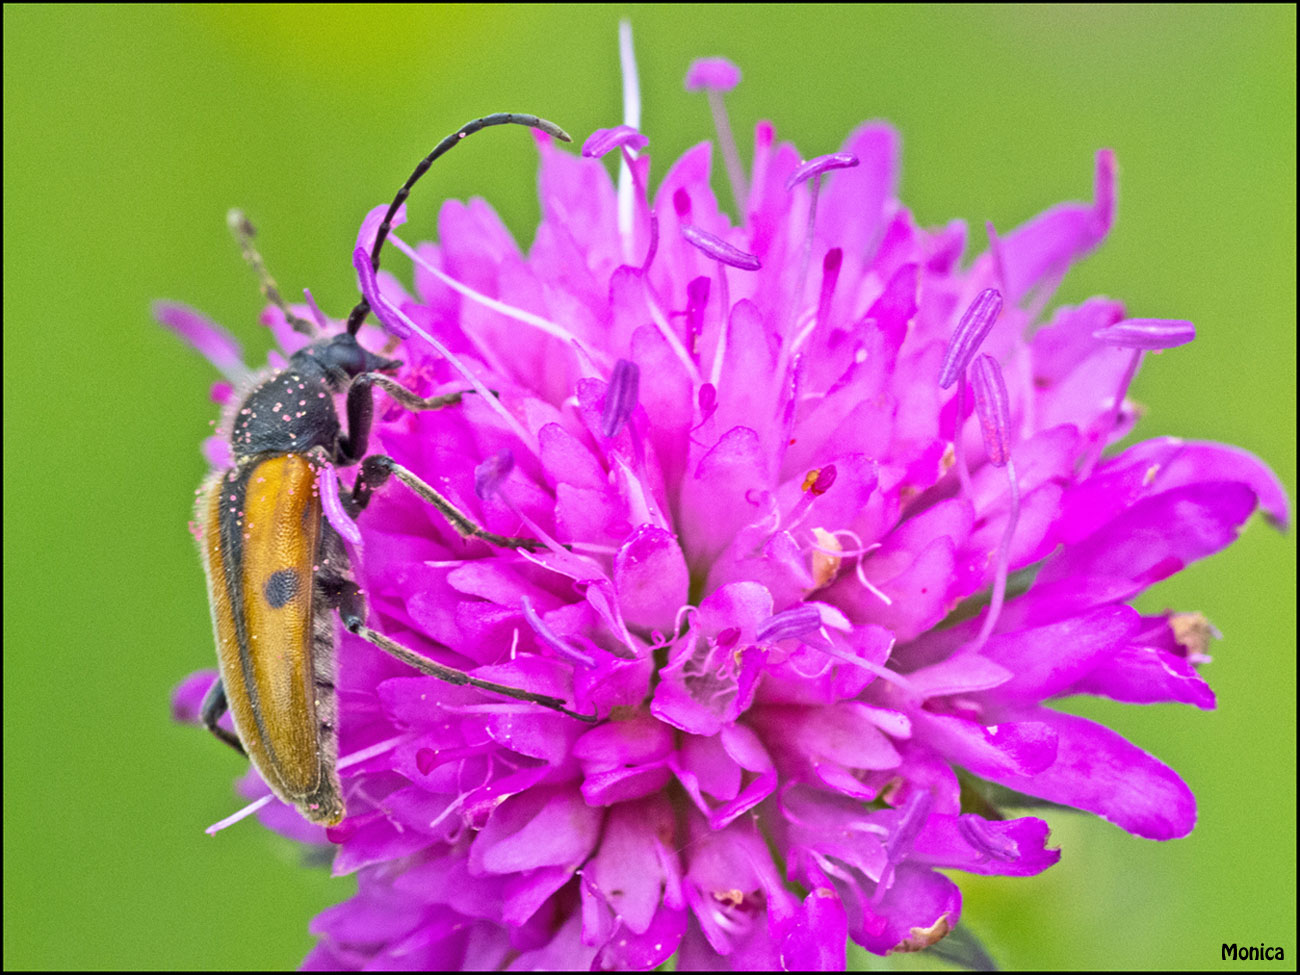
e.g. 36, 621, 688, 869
342, 346, 367, 374
314, 333, 366, 375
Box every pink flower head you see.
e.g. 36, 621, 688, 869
165, 48, 1287, 972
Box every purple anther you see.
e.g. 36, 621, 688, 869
352, 247, 411, 339
970, 354, 1012, 468
957, 814, 1020, 862
784, 152, 860, 192
601, 358, 641, 438
521, 596, 596, 667
1093, 318, 1195, 350
885, 788, 933, 859
938, 288, 1003, 389
756, 604, 823, 643
356, 202, 407, 258
317, 462, 363, 547
681, 225, 761, 271
582, 125, 649, 159
474, 449, 515, 499
684, 57, 741, 92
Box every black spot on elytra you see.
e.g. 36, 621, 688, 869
263, 568, 300, 608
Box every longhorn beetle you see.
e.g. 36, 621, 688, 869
193, 114, 595, 827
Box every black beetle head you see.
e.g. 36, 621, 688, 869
299, 331, 401, 387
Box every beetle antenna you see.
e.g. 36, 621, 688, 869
344, 113, 572, 336
227, 208, 318, 337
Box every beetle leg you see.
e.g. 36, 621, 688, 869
199, 676, 247, 755
342, 616, 597, 723
336, 374, 376, 465
363, 373, 479, 411
352, 454, 542, 550
338, 373, 482, 465
319, 570, 595, 722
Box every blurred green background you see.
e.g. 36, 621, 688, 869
4, 5, 1294, 970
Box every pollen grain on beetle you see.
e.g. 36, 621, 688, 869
161, 40, 1287, 973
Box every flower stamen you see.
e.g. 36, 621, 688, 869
680, 223, 761, 389
757, 604, 823, 644
685, 57, 747, 214
601, 358, 641, 439
939, 288, 1004, 390
1081, 318, 1195, 474
968, 354, 1020, 654
521, 596, 598, 667
680, 224, 762, 271
473, 449, 515, 499
939, 288, 1003, 496
781, 154, 859, 376
582, 126, 657, 271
